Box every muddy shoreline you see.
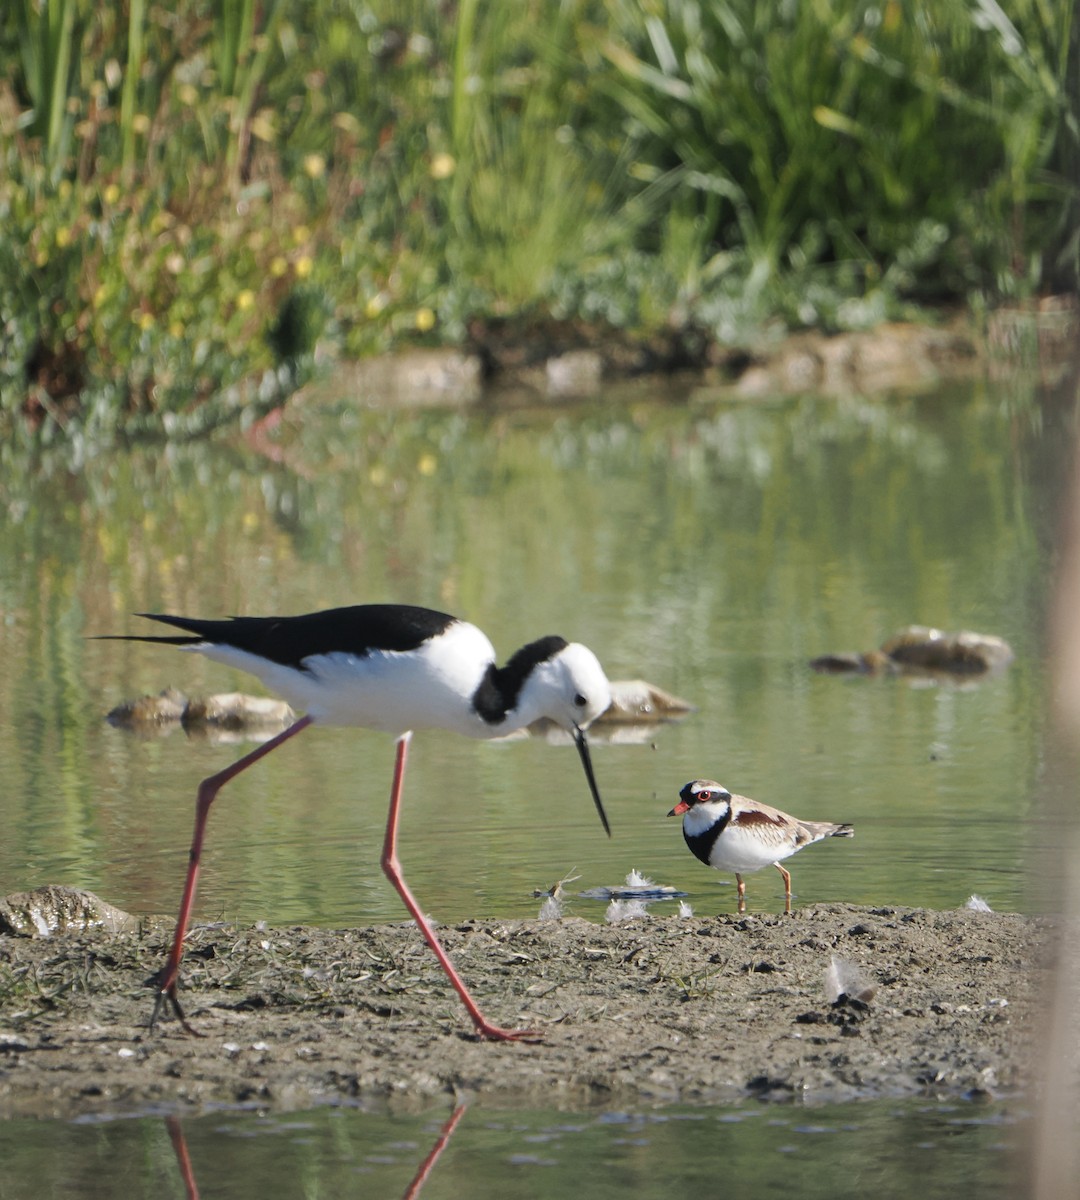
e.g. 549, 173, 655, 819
0, 904, 1045, 1120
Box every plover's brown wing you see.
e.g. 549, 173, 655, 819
728, 795, 806, 850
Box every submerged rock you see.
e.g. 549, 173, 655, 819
811, 626, 1014, 678
527, 678, 695, 745
0, 886, 137, 938
598, 679, 696, 723
181, 692, 296, 730
879, 626, 1014, 673
105, 686, 188, 725
107, 689, 295, 735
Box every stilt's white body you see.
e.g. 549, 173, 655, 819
191, 622, 610, 737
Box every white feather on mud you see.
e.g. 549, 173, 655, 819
825, 956, 877, 1004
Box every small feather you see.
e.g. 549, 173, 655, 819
605, 899, 650, 923
824, 955, 876, 1004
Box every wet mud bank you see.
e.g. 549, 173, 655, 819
0, 904, 1046, 1119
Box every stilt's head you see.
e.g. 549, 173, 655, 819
668, 779, 732, 829
518, 640, 613, 837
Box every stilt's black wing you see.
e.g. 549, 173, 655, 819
100, 605, 459, 670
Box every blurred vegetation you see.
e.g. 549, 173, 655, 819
0, 0, 1076, 440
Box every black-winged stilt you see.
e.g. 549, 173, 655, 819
108, 604, 613, 1040
669, 780, 853, 914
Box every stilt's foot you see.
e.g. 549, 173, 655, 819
147, 967, 202, 1036
471, 1019, 544, 1043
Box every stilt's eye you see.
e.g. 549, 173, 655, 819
573, 692, 587, 707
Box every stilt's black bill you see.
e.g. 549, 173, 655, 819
574, 726, 610, 837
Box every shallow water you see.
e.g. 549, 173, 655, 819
0, 377, 1056, 926
0, 369, 1063, 1192
0, 1096, 1027, 1200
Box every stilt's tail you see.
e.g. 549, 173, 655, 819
94, 613, 225, 646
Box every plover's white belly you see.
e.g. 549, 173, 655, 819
708, 825, 794, 873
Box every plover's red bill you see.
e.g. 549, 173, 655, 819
102, 604, 613, 1041
668, 778, 853, 914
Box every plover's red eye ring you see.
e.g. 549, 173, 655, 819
698, 790, 711, 801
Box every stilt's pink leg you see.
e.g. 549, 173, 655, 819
402, 1104, 468, 1200
151, 714, 315, 1032
736, 873, 747, 914
165, 1116, 200, 1200
381, 732, 541, 1041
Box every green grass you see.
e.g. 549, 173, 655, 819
0, 0, 1075, 439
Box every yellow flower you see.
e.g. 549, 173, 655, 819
236, 289, 255, 311
303, 154, 326, 179
429, 153, 455, 180
417, 453, 437, 476
103, 183, 121, 205
55, 227, 73, 248
251, 110, 276, 142
136, 311, 155, 331
365, 293, 387, 319
93, 284, 109, 307
270, 257, 288, 277
294, 255, 313, 279
414, 307, 436, 332
132, 113, 151, 135
169, 320, 184, 338
292, 225, 311, 245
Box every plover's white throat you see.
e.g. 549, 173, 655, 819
104, 604, 613, 1041
669, 778, 853, 913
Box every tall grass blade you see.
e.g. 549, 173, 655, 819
120, 0, 147, 181
216, 0, 255, 97
15, 0, 78, 173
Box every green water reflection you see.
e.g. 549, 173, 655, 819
0, 377, 1056, 927
0, 1098, 1026, 1199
